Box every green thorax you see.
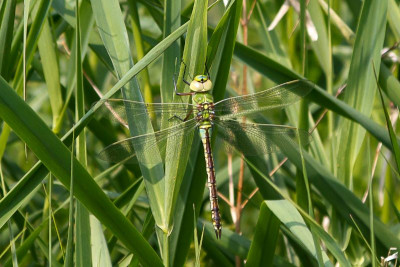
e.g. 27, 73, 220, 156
192, 91, 214, 105
192, 92, 214, 126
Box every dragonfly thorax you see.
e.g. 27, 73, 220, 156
196, 102, 215, 125
190, 75, 212, 92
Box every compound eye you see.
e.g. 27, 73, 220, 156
190, 80, 202, 91
203, 79, 212, 91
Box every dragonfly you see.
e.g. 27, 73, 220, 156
98, 64, 312, 239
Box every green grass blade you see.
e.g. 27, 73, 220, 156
0, 77, 163, 267
193, 206, 202, 267
64, 131, 75, 267
37, 17, 62, 133
4, 204, 67, 267
160, 0, 181, 104
379, 64, 400, 109
23, 0, 30, 102
387, 190, 400, 222
254, 1, 291, 67
266, 200, 332, 266
90, 216, 112, 267
198, 224, 235, 266
48, 173, 52, 266
0, 0, 16, 79
128, 1, 153, 104
76, 204, 91, 267
0, 0, 12, 156
308, 0, 330, 75
336, 0, 387, 187
200, 220, 250, 259
13, 0, 51, 92
387, 0, 400, 39
0, 162, 46, 229
54, 0, 94, 131
74, 2, 92, 265
0, 168, 18, 266
297, 126, 324, 266
318, 0, 355, 43
367, 138, 377, 267
335, 0, 387, 248
245, 202, 280, 267
91, 0, 167, 234
3, 224, 45, 267
207, 0, 242, 102
169, 137, 203, 266
376, 69, 400, 175
137, 0, 164, 30
0, 124, 11, 161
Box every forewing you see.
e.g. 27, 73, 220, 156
214, 119, 311, 157
214, 80, 311, 119
97, 99, 196, 128
98, 119, 198, 165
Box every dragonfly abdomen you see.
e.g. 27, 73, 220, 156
199, 126, 222, 239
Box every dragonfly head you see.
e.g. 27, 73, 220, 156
190, 75, 212, 92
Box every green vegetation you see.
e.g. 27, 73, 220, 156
0, 0, 400, 266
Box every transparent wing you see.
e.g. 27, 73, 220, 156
214, 119, 311, 157
97, 99, 196, 127
98, 119, 198, 165
214, 80, 311, 119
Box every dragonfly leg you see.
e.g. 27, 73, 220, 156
168, 115, 185, 122
174, 65, 194, 96
168, 109, 193, 123
181, 61, 191, 85
174, 74, 194, 96
182, 109, 194, 121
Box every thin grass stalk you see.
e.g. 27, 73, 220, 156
160, 0, 180, 104
163, 233, 169, 267
1, 165, 18, 266
74, 1, 92, 264
367, 137, 377, 267
48, 173, 52, 266
298, 2, 323, 264
64, 129, 75, 267
160, 2, 183, 257
326, 0, 335, 174
22, 0, 31, 160
0, 126, 11, 165
23, 0, 30, 103
128, 1, 153, 104
296, 0, 309, 212
298, 129, 324, 266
